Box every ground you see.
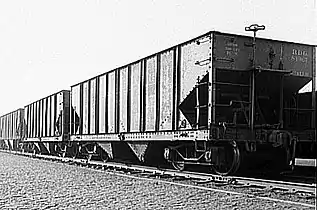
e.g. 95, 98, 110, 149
0, 152, 314, 209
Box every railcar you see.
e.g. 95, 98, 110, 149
0, 109, 24, 151
67, 31, 316, 175
22, 90, 71, 156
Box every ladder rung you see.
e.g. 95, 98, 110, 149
214, 82, 250, 87
195, 58, 211, 66
284, 108, 315, 111
216, 67, 249, 72
195, 105, 208, 108
232, 107, 250, 111
256, 67, 292, 74
196, 82, 210, 86
215, 104, 231, 107
230, 100, 251, 105
292, 158, 317, 167
216, 102, 251, 107
215, 57, 234, 62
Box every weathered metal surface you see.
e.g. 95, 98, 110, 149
39, 100, 43, 137
71, 85, 81, 135
90, 78, 96, 134
50, 94, 55, 136
62, 91, 70, 136
180, 36, 210, 103
98, 74, 107, 133
213, 33, 314, 76
42, 98, 46, 137
57, 92, 64, 135
119, 67, 129, 132
24, 106, 28, 138
130, 62, 142, 132
178, 35, 211, 130
29, 103, 33, 137
159, 50, 174, 130
82, 81, 89, 134
145, 56, 157, 131
37, 101, 41, 137
35, 101, 39, 137
46, 96, 51, 136
108, 71, 116, 133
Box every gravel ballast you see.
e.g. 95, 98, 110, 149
0, 152, 314, 209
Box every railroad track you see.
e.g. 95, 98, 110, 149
1, 149, 316, 209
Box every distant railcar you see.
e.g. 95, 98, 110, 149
22, 90, 71, 155
0, 109, 24, 151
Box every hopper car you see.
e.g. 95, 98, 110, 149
21, 90, 71, 155
0, 109, 24, 151
0, 30, 316, 175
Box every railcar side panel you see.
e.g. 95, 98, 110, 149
0, 118, 3, 139
42, 98, 46, 136
178, 36, 211, 129
33, 102, 36, 137
30, 104, 33, 137
90, 78, 96, 134
57, 91, 65, 135
63, 91, 70, 136
98, 74, 107, 133
145, 56, 157, 131
71, 85, 81, 135
39, 100, 43, 137
119, 67, 129, 132
108, 71, 116, 133
130, 62, 142, 132
24, 106, 28, 138
38, 101, 41, 137
38, 101, 42, 137
50, 94, 56, 136
159, 50, 174, 131
47, 96, 51, 136
10, 113, 13, 139
213, 33, 314, 77
82, 81, 89, 134
0, 118, 3, 138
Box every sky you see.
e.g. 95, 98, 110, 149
0, 0, 316, 116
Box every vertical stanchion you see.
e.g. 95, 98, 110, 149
245, 24, 265, 134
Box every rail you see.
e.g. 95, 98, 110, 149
1, 149, 315, 196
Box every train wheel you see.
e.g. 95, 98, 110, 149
27, 143, 33, 153
211, 141, 241, 176
32, 143, 40, 155
172, 161, 185, 171
96, 146, 109, 162
66, 142, 78, 158
100, 151, 109, 162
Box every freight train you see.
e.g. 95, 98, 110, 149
0, 31, 316, 175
